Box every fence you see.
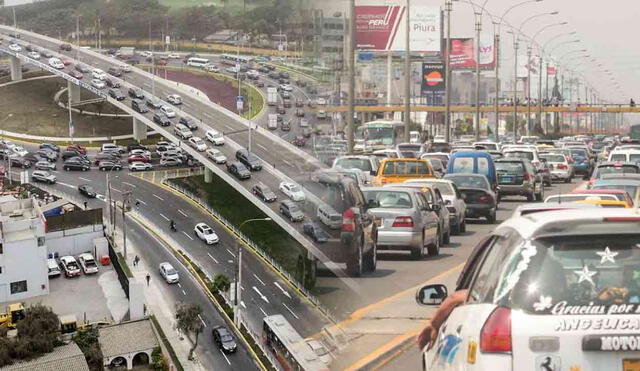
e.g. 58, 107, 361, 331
163, 178, 338, 324
108, 236, 131, 298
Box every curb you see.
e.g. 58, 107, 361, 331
350, 331, 419, 371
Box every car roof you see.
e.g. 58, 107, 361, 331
573, 189, 627, 194
597, 161, 638, 166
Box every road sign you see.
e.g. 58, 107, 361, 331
69, 121, 75, 137
236, 96, 244, 112
165, 35, 170, 45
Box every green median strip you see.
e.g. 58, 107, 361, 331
150, 314, 185, 371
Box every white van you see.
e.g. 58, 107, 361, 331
268, 114, 278, 130
608, 149, 640, 163
317, 204, 341, 230
47, 258, 61, 277
174, 124, 193, 139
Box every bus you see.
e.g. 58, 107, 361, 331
355, 120, 405, 151
262, 315, 328, 371
630, 124, 640, 140
221, 53, 253, 64
186, 57, 210, 67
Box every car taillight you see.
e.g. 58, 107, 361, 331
392, 217, 413, 228
380, 178, 387, 184
558, 164, 568, 170
480, 307, 512, 353
523, 173, 531, 180
588, 178, 595, 186
478, 196, 490, 203
567, 157, 574, 164
342, 208, 356, 232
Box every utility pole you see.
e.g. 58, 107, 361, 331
537, 53, 543, 133
75, 15, 80, 60
347, 0, 355, 154
12, 7, 17, 34
444, 0, 453, 143
526, 46, 532, 137
513, 37, 519, 140
493, 31, 500, 142
474, 16, 481, 141
403, 0, 411, 143
121, 189, 132, 260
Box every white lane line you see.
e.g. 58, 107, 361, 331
181, 289, 187, 296
282, 159, 294, 167
78, 177, 91, 182
226, 248, 236, 258
57, 181, 76, 189
252, 286, 270, 303
96, 195, 106, 202
219, 350, 231, 365
282, 303, 300, 319
259, 307, 268, 317
177, 283, 182, 288
153, 194, 164, 200
274, 282, 292, 299
207, 253, 219, 264
110, 187, 122, 193
203, 112, 213, 119
241, 301, 246, 309
136, 199, 147, 205
257, 144, 268, 151
182, 231, 194, 240
183, 102, 192, 107
159, 213, 170, 221
223, 124, 233, 130
198, 314, 207, 327
122, 181, 137, 188
178, 209, 188, 217
253, 274, 266, 286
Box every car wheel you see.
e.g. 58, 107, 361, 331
64, 166, 69, 171
460, 219, 466, 233
564, 177, 571, 183
83, 167, 88, 171
443, 230, 450, 245
452, 221, 461, 235
411, 232, 425, 260
364, 233, 377, 273
346, 237, 364, 277
487, 208, 497, 224
427, 229, 440, 256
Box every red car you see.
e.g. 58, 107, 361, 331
66, 144, 86, 155
127, 154, 150, 163
69, 70, 83, 79
62, 57, 72, 66
292, 136, 306, 147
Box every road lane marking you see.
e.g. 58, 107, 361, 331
110, 187, 122, 193
241, 301, 246, 309
282, 303, 299, 319
136, 199, 146, 205
259, 307, 268, 317
223, 124, 233, 130
257, 144, 268, 151
219, 350, 231, 365
252, 286, 269, 303
57, 181, 76, 189
181, 289, 187, 296
253, 274, 266, 286
78, 177, 91, 182
198, 314, 207, 327
203, 112, 213, 119
182, 231, 194, 240
122, 181, 137, 188
226, 248, 236, 258
159, 213, 170, 221
207, 253, 219, 264
274, 282, 291, 299
153, 194, 164, 200
178, 209, 188, 217
177, 283, 182, 288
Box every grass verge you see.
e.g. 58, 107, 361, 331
116, 252, 133, 279
150, 315, 185, 371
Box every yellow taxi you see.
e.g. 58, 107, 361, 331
373, 158, 434, 186
573, 199, 632, 208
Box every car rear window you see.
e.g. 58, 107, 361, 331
504, 151, 534, 160
451, 157, 475, 173
381, 161, 430, 176
610, 154, 627, 162
596, 165, 639, 177
496, 162, 525, 175
362, 190, 412, 208
335, 158, 372, 172
540, 154, 565, 163
477, 157, 490, 175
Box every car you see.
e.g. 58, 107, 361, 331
108, 88, 126, 101
78, 184, 97, 198
567, 147, 593, 179
64, 158, 90, 171
98, 160, 122, 171
107, 67, 122, 77
61, 57, 72, 66
302, 222, 330, 243
206, 148, 227, 164
10, 146, 28, 157
61, 150, 84, 161
279, 181, 306, 201
59, 256, 81, 277
139, 51, 153, 58
167, 94, 182, 105
295, 108, 305, 117
252, 182, 277, 202
293, 136, 306, 147
159, 262, 179, 284
8, 43, 22, 52
48, 57, 64, 69
146, 97, 163, 109
31, 170, 56, 184
128, 87, 145, 99
120, 64, 132, 73
281, 120, 291, 131
495, 158, 544, 202
212, 326, 237, 353
417, 208, 640, 371
69, 70, 84, 79
153, 112, 172, 126
167, 53, 180, 59
127, 154, 150, 163
299, 119, 309, 128
67, 144, 87, 155
539, 153, 572, 183
333, 155, 380, 184
129, 162, 153, 172
279, 200, 304, 222
160, 105, 176, 118
205, 130, 225, 145
91, 68, 107, 80
588, 162, 640, 187
35, 149, 58, 162
75, 64, 91, 73
27, 51, 40, 59
444, 174, 498, 223
129, 148, 151, 157
90, 78, 106, 89
235, 149, 262, 171
77, 253, 99, 274
34, 160, 56, 171
160, 157, 182, 167
131, 99, 149, 113
316, 110, 327, 119
186, 137, 206, 152
226, 161, 251, 180
127, 143, 148, 152
104, 77, 121, 88
283, 98, 292, 108
59, 43, 72, 52
276, 105, 286, 114
178, 116, 198, 130
39, 143, 60, 152
194, 222, 219, 245
173, 124, 192, 139
404, 178, 467, 235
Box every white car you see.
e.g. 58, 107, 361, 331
129, 148, 152, 157
139, 51, 153, 58
418, 208, 640, 371
77, 253, 99, 274
91, 79, 106, 89
59, 256, 81, 277
205, 129, 225, 146
91, 68, 107, 80
167, 53, 180, 59
129, 162, 153, 171
11, 146, 28, 157
206, 148, 227, 164
167, 94, 182, 105
160, 105, 176, 118
120, 64, 132, 73
8, 43, 22, 52
27, 51, 40, 59
48, 57, 64, 69
279, 181, 305, 202
316, 97, 327, 105
204, 64, 219, 73
159, 262, 179, 284
188, 136, 207, 152
279, 84, 293, 92
194, 222, 219, 245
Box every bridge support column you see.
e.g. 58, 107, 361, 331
67, 80, 81, 104
204, 168, 213, 184
9, 56, 22, 81
132, 117, 147, 141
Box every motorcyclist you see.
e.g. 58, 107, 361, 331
169, 219, 176, 231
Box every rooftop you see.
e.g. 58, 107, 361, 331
0, 343, 90, 371
98, 319, 159, 358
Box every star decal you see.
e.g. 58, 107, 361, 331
596, 247, 618, 264
533, 295, 553, 312
574, 265, 597, 286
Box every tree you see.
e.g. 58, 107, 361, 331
16, 304, 61, 353
211, 273, 231, 294
175, 303, 204, 360
73, 328, 103, 371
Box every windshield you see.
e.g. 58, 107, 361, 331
631, 154, 640, 163
381, 161, 431, 176
571, 149, 588, 158
446, 176, 489, 190
545, 195, 615, 202
166, 268, 177, 275
496, 162, 525, 175
595, 165, 639, 178
362, 190, 412, 208
364, 127, 394, 145
335, 158, 372, 172
540, 154, 565, 163
505, 151, 534, 160
289, 204, 301, 212
593, 184, 639, 198
419, 182, 454, 196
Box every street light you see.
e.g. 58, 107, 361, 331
234, 217, 272, 327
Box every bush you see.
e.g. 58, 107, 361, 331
151, 346, 168, 371
73, 329, 103, 371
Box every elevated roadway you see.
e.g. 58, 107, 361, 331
316, 104, 639, 113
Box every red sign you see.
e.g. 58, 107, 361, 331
445, 38, 496, 70
547, 66, 557, 75
355, 5, 405, 51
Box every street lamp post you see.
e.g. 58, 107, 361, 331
234, 217, 272, 327
444, 0, 453, 143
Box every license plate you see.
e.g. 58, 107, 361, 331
500, 176, 514, 183
624, 359, 640, 371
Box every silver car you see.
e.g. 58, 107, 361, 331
362, 187, 440, 259
403, 179, 467, 234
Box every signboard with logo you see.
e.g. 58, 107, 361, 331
355, 1, 441, 52
445, 36, 495, 70
421, 61, 445, 105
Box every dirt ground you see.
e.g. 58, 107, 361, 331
158, 69, 238, 112
0, 76, 132, 137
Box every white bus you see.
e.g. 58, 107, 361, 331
262, 315, 328, 371
221, 53, 253, 64
355, 120, 405, 151
186, 57, 210, 67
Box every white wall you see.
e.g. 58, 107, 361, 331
46, 225, 103, 258
4, 0, 50, 6
0, 238, 49, 304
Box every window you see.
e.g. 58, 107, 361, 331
10, 280, 27, 295
37, 237, 45, 247
477, 157, 490, 175
0, 243, 2, 254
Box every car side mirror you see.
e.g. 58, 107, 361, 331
416, 284, 448, 306
367, 199, 379, 209
431, 204, 441, 212
370, 170, 377, 176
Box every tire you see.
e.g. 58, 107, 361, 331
452, 221, 461, 235
443, 230, 450, 245
427, 230, 440, 256
411, 232, 424, 260
461, 220, 466, 233
64, 166, 69, 171
564, 177, 571, 183
487, 208, 496, 224
346, 237, 364, 277
364, 236, 377, 273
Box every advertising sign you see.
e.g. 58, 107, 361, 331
445, 36, 495, 70
355, 1, 441, 52
547, 65, 557, 75
421, 61, 445, 105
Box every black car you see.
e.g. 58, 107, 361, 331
153, 112, 172, 126
131, 99, 149, 113
252, 182, 277, 202
279, 200, 304, 222
10, 157, 32, 169
235, 149, 262, 171
146, 97, 163, 109
22, 152, 46, 164
127, 143, 148, 152
63, 157, 91, 171
107, 67, 122, 77
226, 161, 251, 180
179, 116, 198, 130
254, 80, 264, 88
75, 64, 91, 73
36, 149, 58, 162
295, 99, 304, 108
295, 108, 305, 117
39, 142, 60, 152
281, 121, 291, 132
108, 89, 126, 101
303, 222, 330, 243
94, 152, 119, 165
105, 78, 121, 88
128, 87, 145, 99
61, 150, 85, 161
212, 326, 237, 353
276, 105, 286, 114
283, 98, 292, 108
98, 160, 122, 171
78, 184, 97, 198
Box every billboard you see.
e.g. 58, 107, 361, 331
355, 2, 441, 52
445, 36, 495, 70
421, 61, 445, 105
